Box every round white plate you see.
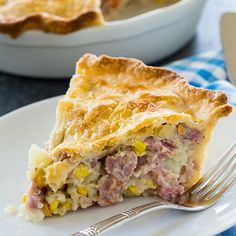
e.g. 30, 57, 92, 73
0, 97, 235, 236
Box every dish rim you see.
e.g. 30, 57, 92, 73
0, 0, 203, 46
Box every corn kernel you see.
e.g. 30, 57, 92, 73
73, 164, 90, 179
145, 179, 158, 190
50, 199, 59, 212
33, 168, 45, 187
128, 185, 140, 196
21, 194, 27, 204
145, 179, 152, 188
43, 203, 52, 217
63, 201, 72, 210
177, 124, 186, 135
77, 186, 88, 196
133, 139, 146, 155
154, 126, 163, 135
153, 183, 158, 189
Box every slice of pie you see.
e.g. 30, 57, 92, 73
0, 0, 104, 38
20, 54, 232, 222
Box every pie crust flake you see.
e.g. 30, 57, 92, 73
20, 54, 232, 222
0, 0, 104, 38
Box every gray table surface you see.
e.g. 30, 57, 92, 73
0, 0, 235, 235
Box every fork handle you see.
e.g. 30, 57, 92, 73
71, 200, 176, 236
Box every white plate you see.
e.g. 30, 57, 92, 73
0, 0, 206, 78
0, 97, 235, 236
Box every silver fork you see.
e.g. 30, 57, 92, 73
72, 141, 236, 236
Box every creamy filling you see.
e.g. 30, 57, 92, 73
23, 123, 203, 220
101, 0, 181, 21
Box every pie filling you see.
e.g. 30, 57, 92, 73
101, 0, 181, 21
22, 123, 203, 222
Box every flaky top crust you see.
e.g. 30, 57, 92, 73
0, 0, 104, 38
49, 54, 232, 160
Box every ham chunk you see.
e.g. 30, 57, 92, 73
151, 169, 184, 201
26, 183, 42, 209
97, 175, 123, 206
145, 137, 177, 159
135, 137, 177, 172
58, 152, 70, 162
180, 124, 203, 144
136, 156, 148, 168
105, 150, 137, 182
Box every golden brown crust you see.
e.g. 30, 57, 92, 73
49, 54, 232, 161
0, 0, 104, 38
77, 54, 232, 122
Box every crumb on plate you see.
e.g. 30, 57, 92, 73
4, 204, 17, 216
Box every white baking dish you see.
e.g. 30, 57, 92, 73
0, 0, 206, 78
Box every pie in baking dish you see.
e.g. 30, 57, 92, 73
0, 0, 180, 38
20, 54, 232, 222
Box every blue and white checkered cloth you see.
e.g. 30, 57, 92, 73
166, 51, 236, 106
166, 51, 236, 236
